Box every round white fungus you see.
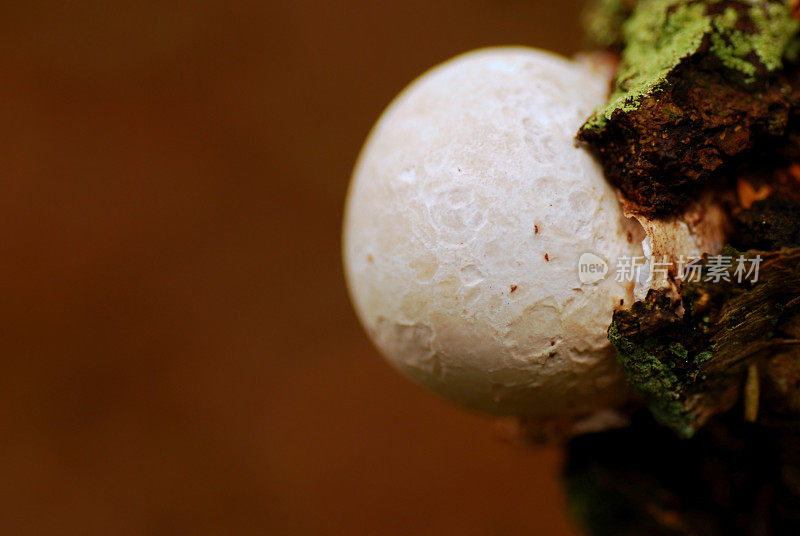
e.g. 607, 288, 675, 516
343, 47, 642, 423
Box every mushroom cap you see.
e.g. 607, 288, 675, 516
343, 47, 637, 418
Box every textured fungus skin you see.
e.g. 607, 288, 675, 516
579, 0, 800, 216
343, 48, 638, 418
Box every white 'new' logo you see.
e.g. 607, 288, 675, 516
578, 253, 609, 285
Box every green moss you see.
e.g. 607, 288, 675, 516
695, 350, 712, 366
608, 322, 702, 437
583, 0, 800, 130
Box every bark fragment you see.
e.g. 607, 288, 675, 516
579, 0, 800, 215
610, 248, 800, 437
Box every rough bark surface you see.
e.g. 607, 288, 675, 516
580, 55, 799, 215
579, 0, 800, 215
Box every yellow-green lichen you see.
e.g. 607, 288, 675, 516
750, 1, 800, 70
709, 7, 756, 77
585, 0, 710, 129
583, 0, 800, 130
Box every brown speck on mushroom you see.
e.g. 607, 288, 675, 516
626, 231, 633, 243
550, 340, 556, 346
544, 253, 549, 262
510, 284, 517, 293
620, 299, 624, 306
367, 254, 374, 263
534, 225, 539, 234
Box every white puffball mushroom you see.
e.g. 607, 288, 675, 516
343, 47, 641, 426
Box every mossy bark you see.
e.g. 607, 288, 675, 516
579, 0, 800, 215
565, 2, 800, 534
610, 248, 800, 437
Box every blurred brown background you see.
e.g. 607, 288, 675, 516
0, 1, 586, 534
